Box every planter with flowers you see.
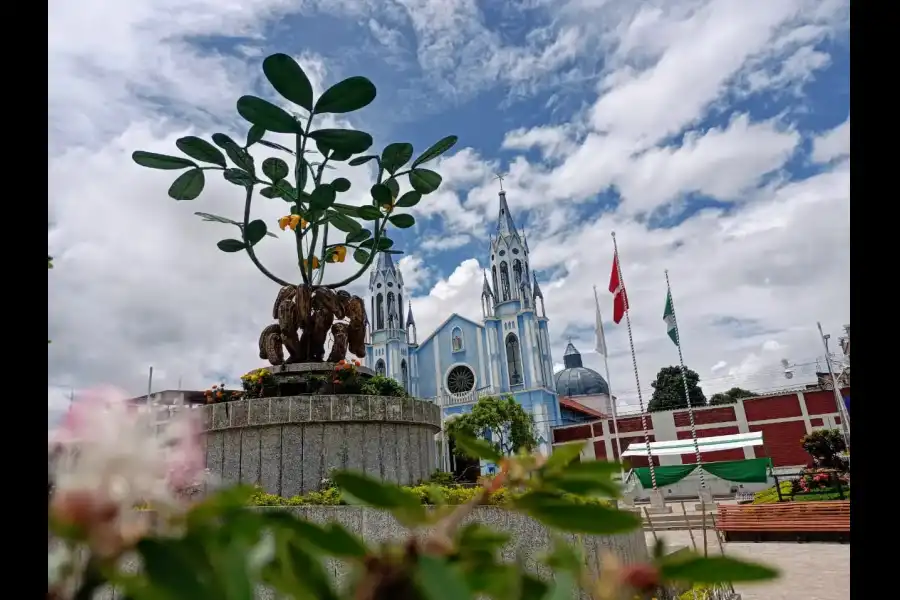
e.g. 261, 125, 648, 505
240, 367, 278, 398
204, 383, 243, 404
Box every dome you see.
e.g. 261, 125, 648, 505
553, 341, 610, 397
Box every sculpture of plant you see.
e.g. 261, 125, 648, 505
131, 53, 457, 363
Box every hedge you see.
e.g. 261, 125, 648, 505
247, 484, 613, 507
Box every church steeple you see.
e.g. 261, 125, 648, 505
368, 250, 405, 333
489, 182, 530, 305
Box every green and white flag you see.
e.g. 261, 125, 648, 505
663, 289, 679, 346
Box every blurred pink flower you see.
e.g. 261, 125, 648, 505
49, 386, 207, 525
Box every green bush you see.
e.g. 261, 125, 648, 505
247, 484, 613, 507
359, 374, 409, 397
752, 481, 792, 504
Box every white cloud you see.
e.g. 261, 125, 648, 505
49, 0, 848, 426
811, 116, 850, 164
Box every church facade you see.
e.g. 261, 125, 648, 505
364, 189, 599, 462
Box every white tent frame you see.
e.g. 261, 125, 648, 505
621, 431, 763, 458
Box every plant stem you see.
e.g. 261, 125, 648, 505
241, 186, 292, 287
294, 132, 310, 286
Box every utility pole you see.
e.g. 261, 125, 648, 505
817, 323, 850, 450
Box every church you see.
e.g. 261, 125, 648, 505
363, 188, 611, 465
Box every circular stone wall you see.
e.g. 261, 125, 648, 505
199, 395, 441, 496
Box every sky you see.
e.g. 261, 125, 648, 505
48, 0, 850, 427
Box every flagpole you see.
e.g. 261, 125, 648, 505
611, 232, 658, 493
664, 270, 707, 491
594, 285, 625, 483
816, 322, 851, 449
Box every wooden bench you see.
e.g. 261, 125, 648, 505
717, 501, 850, 543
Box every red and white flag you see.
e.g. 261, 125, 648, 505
608, 251, 629, 324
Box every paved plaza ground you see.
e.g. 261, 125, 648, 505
646, 530, 850, 600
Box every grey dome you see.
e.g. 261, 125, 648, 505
554, 342, 610, 397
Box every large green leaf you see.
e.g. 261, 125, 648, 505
332, 471, 426, 523
542, 571, 576, 600
132, 151, 196, 170
661, 555, 779, 584
353, 248, 369, 264
309, 184, 337, 210
168, 169, 205, 200
262, 157, 289, 182
223, 168, 255, 188
412, 135, 458, 167
360, 237, 394, 250
454, 434, 502, 462
346, 229, 371, 244
327, 212, 361, 233
263, 53, 314, 111
246, 125, 266, 148
258, 139, 294, 155
332, 203, 360, 217
410, 168, 442, 194
245, 220, 268, 245
217, 239, 246, 253
416, 556, 474, 600
212, 133, 255, 174
136, 539, 209, 599
348, 154, 378, 166
395, 191, 422, 208
309, 129, 374, 155
314, 76, 377, 114
370, 183, 393, 205
514, 494, 640, 534
388, 214, 415, 229
175, 136, 226, 168
357, 205, 382, 220
384, 177, 400, 199
381, 142, 414, 173
332, 177, 351, 192
263, 513, 368, 559
236, 95, 302, 134
542, 442, 585, 473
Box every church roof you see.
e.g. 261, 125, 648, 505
416, 312, 484, 348
554, 342, 610, 397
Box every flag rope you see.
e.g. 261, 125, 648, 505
594, 285, 625, 482
611, 232, 658, 492
665, 269, 706, 491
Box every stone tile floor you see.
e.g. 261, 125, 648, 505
646, 530, 849, 600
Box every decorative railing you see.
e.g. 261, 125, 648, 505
433, 385, 499, 407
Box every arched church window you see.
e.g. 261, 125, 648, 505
387, 292, 396, 328
506, 333, 523, 386
376, 294, 384, 330
401, 360, 409, 391
375, 359, 386, 377
451, 327, 463, 352
500, 262, 511, 301
399, 293, 403, 322
446, 365, 475, 394
513, 260, 523, 289
492, 266, 499, 298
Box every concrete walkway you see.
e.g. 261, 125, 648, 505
645, 530, 849, 600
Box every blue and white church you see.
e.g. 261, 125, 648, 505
364, 188, 606, 464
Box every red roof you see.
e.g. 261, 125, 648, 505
559, 396, 606, 419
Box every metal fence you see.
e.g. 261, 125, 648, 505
771, 469, 849, 502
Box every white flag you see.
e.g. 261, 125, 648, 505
593, 286, 608, 356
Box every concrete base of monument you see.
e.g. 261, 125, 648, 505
198, 395, 441, 496
262, 362, 377, 396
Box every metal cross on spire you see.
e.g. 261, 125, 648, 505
494, 172, 506, 192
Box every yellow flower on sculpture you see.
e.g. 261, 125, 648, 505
278, 215, 307, 231
330, 246, 347, 263
303, 256, 320, 270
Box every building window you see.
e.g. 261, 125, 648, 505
451, 327, 464, 352
492, 266, 499, 299
506, 333, 523, 386
386, 292, 396, 328
446, 365, 476, 394
513, 259, 523, 289
376, 294, 384, 330
500, 262, 510, 301
375, 359, 385, 377
401, 360, 409, 391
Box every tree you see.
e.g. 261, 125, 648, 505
648, 365, 706, 412
709, 387, 755, 405
446, 395, 537, 457
801, 429, 848, 471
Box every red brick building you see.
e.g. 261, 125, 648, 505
552, 386, 849, 471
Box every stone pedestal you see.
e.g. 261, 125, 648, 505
646, 489, 673, 514
263, 362, 376, 396
199, 395, 441, 497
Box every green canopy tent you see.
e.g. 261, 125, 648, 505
622, 431, 773, 488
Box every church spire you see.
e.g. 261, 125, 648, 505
496, 190, 519, 238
